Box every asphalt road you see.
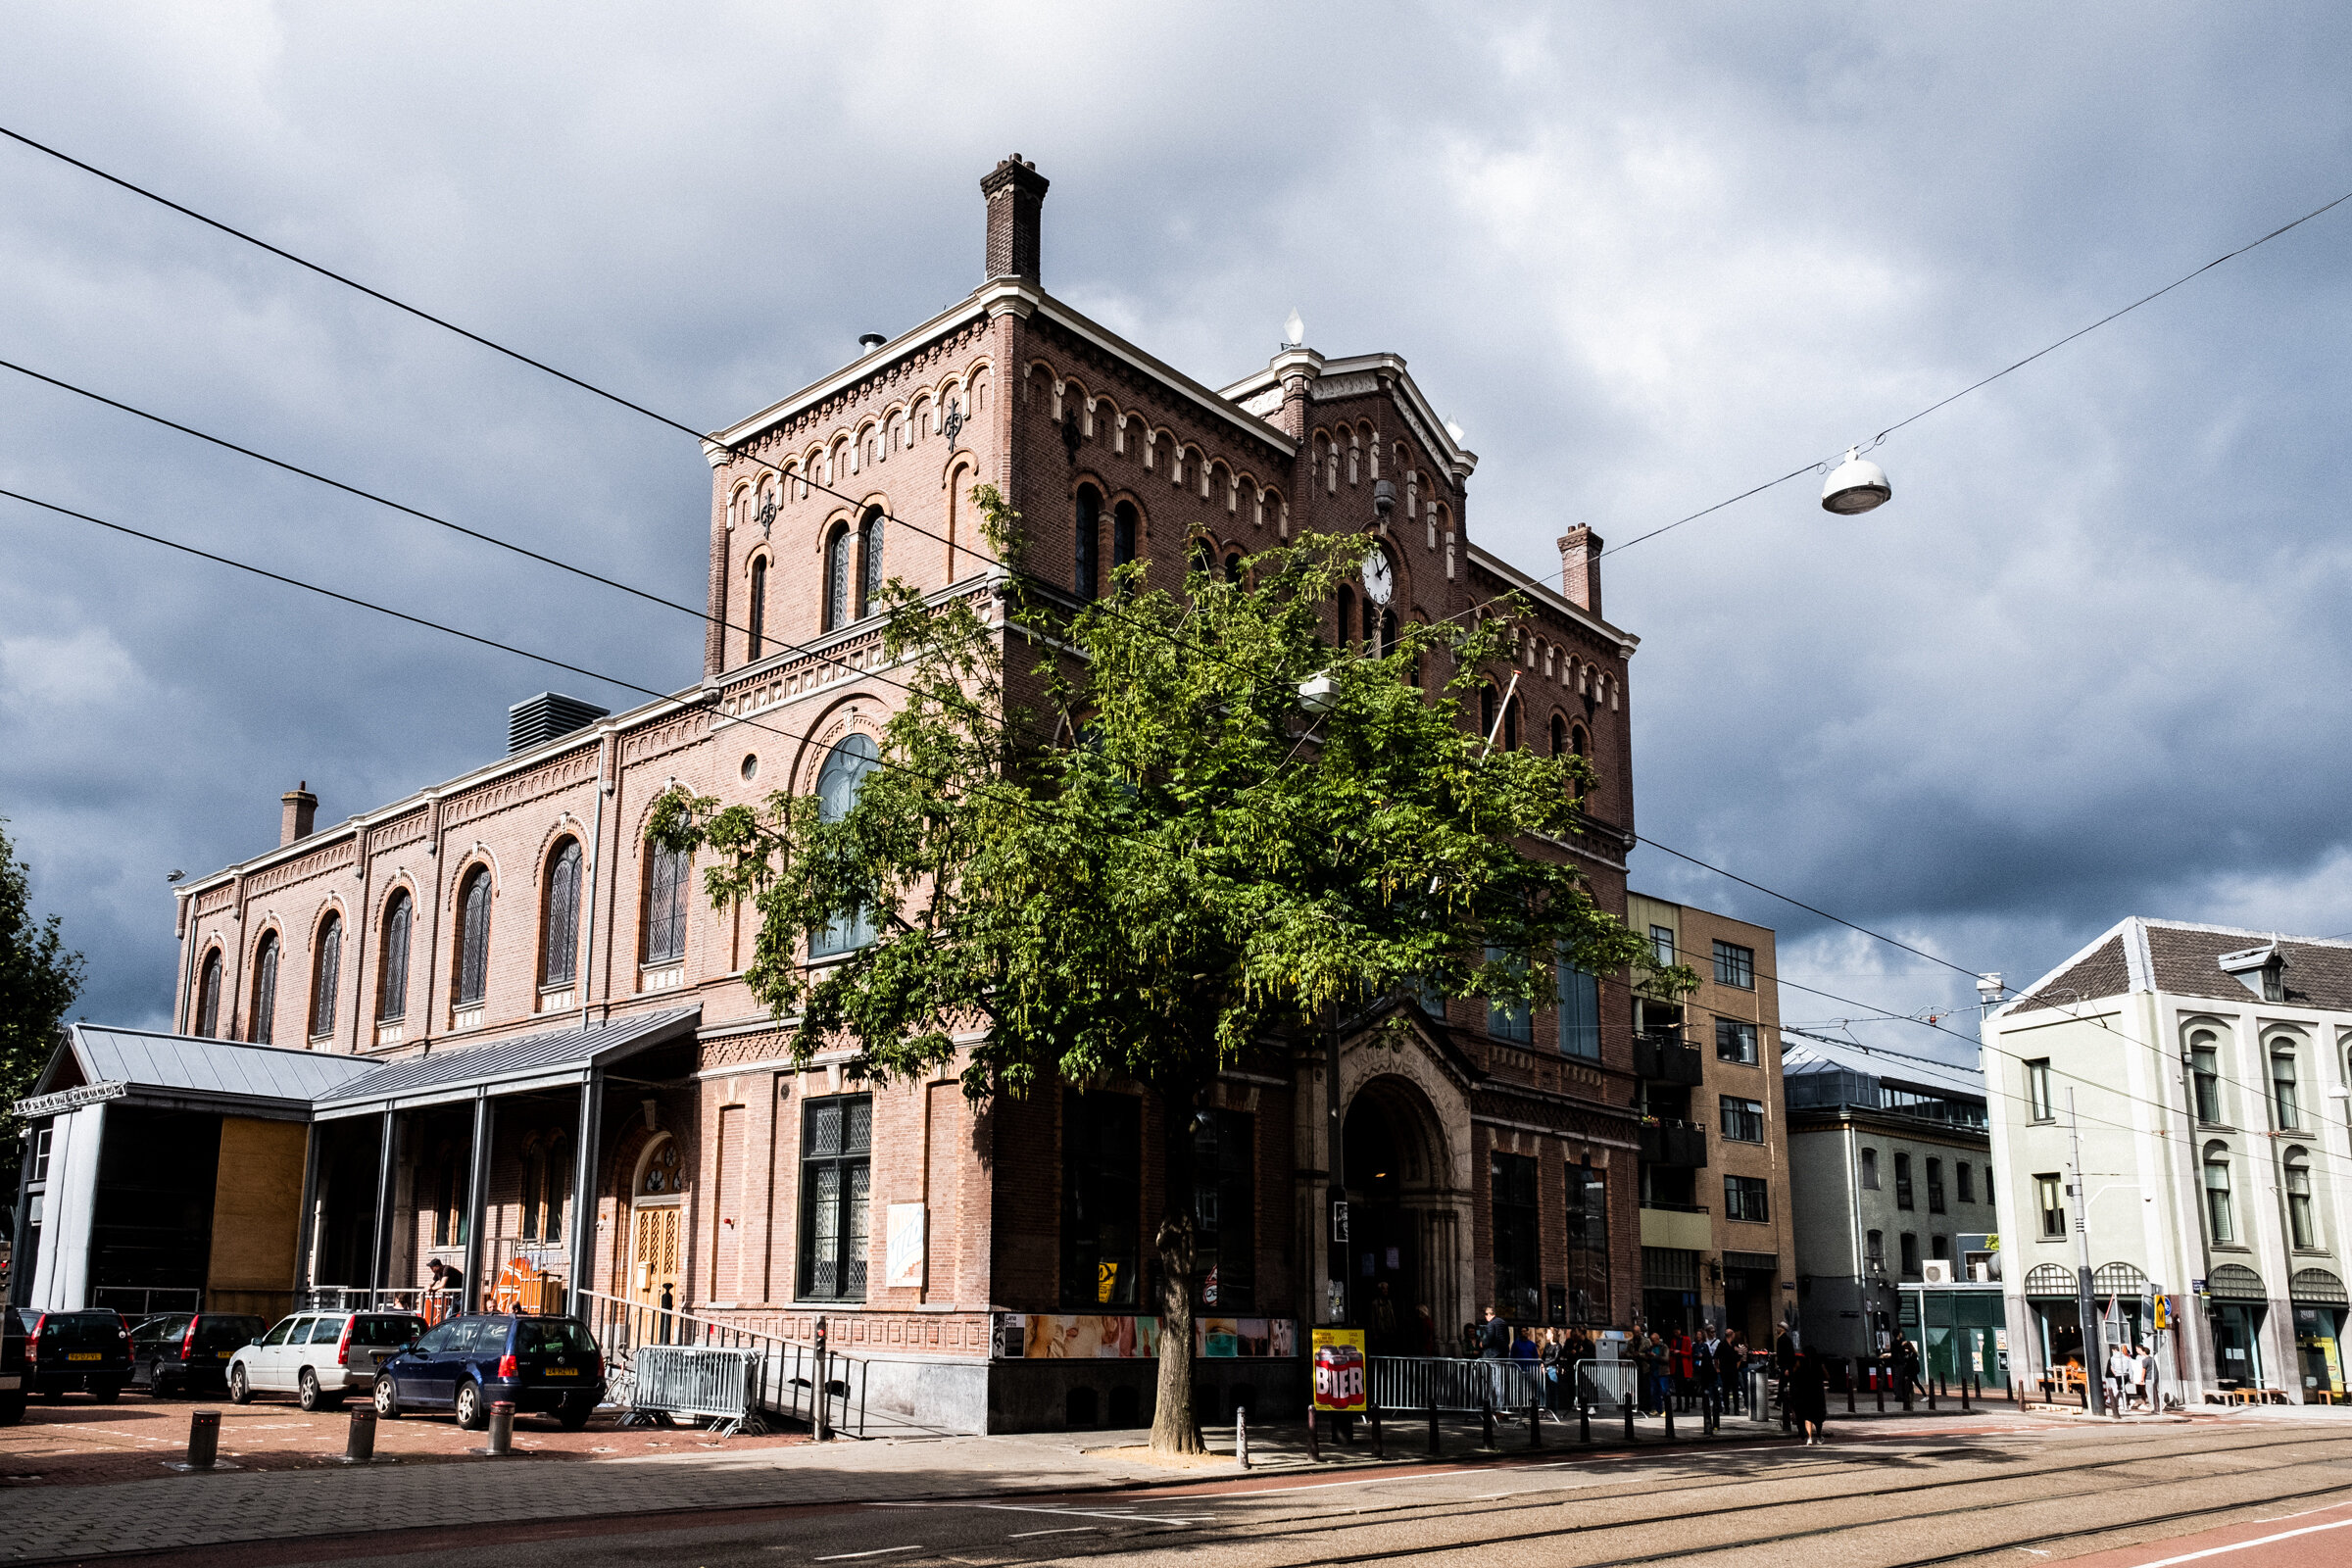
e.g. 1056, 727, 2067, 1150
94, 1416, 2352, 1568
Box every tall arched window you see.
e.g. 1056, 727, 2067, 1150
1074, 485, 1102, 601
1550, 713, 1568, 757
2190, 1028, 2224, 1122
858, 508, 885, 615
809, 733, 881, 957
309, 912, 341, 1041
1377, 609, 1396, 659
2273, 1044, 2303, 1130
1502, 696, 1521, 752
250, 932, 280, 1044
747, 557, 766, 662
455, 866, 491, 1009
2203, 1143, 2235, 1244
1111, 500, 1138, 570
643, 838, 689, 966
824, 521, 853, 631
2287, 1149, 2319, 1250
377, 890, 412, 1022
542, 839, 582, 987
1337, 586, 1355, 649
196, 948, 223, 1037
1478, 681, 1496, 741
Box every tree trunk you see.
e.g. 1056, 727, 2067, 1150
1151, 1209, 1202, 1455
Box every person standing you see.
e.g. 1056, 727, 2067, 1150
1695, 1325, 1723, 1426
1790, 1349, 1832, 1446
1717, 1331, 1746, 1415
2106, 1341, 2134, 1417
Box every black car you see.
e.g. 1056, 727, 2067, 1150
372, 1313, 605, 1431
129, 1312, 266, 1396
24, 1308, 131, 1401
0, 1308, 26, 1424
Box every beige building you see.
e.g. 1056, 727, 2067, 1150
1624, 894, 1795, 1344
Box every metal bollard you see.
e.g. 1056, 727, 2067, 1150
486, 1399, 514, 1457
1927, 1377, 1936, 1411
1664, 1396, 1675, 1441
345, 1407, 376, 1463
1847, 1359, 1857, 1415
1903, 1376, 1913, 1412
1426, 1400, 1440, 1456
1580, 1400, 1591, 1444
1236, 1407, 1250, 1470
1622, 1396, 1636, 1443
1368, 1397, 1384, 1459
1306, 1407, 1321, 1462
1961, 1375, 1971, 1412
1480, 1391, 1494, 1449
186, 1409, 220, 1470
1528, 1399, 1542, 1450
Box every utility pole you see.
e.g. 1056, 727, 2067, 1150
2068, 1089, 2105, 1416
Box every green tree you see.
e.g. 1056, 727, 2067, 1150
653, 488, 1677, 1455
0, 817, 85, 1211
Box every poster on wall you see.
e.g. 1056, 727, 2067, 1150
885, 1202, 926, 1289
1311, 1328, 1367, 1412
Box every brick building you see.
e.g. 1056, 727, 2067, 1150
24, 159, 1658, 1432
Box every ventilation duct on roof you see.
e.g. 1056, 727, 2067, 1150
508, 693, 609, 755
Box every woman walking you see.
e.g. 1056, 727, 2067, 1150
1790, 1348, 1833, 1446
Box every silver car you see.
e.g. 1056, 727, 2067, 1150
227, 1310, 426, 1411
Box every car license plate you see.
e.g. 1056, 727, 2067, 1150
545, 1367, 578, 1376
68, 1352, 101, 1362
0, 1375, 19, 1390
217, 1351, 232, 1359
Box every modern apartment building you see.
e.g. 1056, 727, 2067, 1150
1786, 1039, 1994, 1364
1623, 893, 1794, 1345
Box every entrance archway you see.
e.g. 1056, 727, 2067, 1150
1342, 1074, 1461, 1354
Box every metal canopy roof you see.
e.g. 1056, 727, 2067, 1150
14, 1007, 702, 1125
23, 1024, 381, 1120
313, 1005, 700, 1119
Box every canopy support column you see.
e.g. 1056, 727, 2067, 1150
368, 1108, 397, 1299
569, 1072, 605, 1308
463, 1093, 494, 1312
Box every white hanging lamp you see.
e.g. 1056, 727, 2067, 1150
1821, 447, 1892, 514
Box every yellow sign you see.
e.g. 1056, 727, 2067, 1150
2153, 1295, 2172, 1331
1311, 1328, 1367, 1412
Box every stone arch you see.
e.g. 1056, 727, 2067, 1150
1339, 1066, 1473, 1344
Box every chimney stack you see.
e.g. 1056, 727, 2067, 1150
980, 155, 1049, 284
280, 781, 318, 846
1557, 526, 1603, 618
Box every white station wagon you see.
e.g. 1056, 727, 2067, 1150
227, 1310, 426, 1411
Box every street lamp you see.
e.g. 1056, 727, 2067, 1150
1821, 448, 1893, 514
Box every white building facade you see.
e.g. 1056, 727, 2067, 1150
1984, 917, 2352, 1405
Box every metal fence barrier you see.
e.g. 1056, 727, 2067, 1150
1373, 1356, 1545, 1413
1567, 1357, 1641, 1411
628, 1346, 768, 1437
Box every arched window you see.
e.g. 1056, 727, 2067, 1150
249, 932, 280, 1044
1551, 713, 1568, 757
824, 521, 853, 630
541, 839, 582, 987
1112, 500, 1138, 570
643, 838, 689, 966
2287, 1149, 2319, 1250
1479, 681, 1496, 741
1502, 696, 1521, 752
377, 890, 412, 1022
809, 733, 880, 957
2190, 1028, 2223, 1122
2273, 1044, 2303, 1130
1074, 485, 1102, 601
1336, 586, 1355, 650
455, 866, 491, 1009
521, 1133, 571, 1244
747, 557, 766, 662
1224, 550, 1243, 584
1377, 609, 1396, 659
196, 948, 223, 1037
859, 508, 884, 614
2203, 1143, 2235, 1244
309, 912, 341, 1041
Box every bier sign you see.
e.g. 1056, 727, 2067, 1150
1311, 1328, 1367, 1413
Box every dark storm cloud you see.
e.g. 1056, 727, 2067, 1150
4, 2, 2350, 1059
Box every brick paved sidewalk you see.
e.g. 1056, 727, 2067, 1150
0, 1403, 1991, 1563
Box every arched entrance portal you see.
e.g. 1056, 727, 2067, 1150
1342, 1075, 1462, 1355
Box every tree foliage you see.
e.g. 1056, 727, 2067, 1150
653, 487, 1679, 1451
0, 817, 85, 1205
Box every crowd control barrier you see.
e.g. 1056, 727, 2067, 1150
627, 1346, 768, 1437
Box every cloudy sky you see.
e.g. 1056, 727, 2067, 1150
5, 3, 2349, 1063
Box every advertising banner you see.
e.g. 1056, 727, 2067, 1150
1311, 1327, 1367, 1412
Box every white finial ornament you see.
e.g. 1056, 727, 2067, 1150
1283, 307, 1305, 348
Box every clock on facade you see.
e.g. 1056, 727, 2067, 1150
1361, 545, 1394, 605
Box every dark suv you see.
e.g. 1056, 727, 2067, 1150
24, 1308, 131, 1401
0, 1308, 26, 1423
373, 1313, 604, 1431
130, 1312, 267, 1396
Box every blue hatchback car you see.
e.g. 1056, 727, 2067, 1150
371, 1313, 605, 1431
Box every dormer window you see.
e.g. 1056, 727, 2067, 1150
2220, 943, 2286, 1003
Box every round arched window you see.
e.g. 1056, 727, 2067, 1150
637, 1137, 684, 1199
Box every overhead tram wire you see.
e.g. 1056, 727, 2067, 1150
24, 123, 2330, 1011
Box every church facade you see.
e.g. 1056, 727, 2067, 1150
142, 159, 1651, 1432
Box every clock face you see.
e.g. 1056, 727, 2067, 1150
1362, 547, 1394, 605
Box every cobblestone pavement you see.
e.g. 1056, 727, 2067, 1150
0, 1396, 2023, 1563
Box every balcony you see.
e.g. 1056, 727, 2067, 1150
1633, 1031, 1704, 1086
1640, 1118, 1709, 1168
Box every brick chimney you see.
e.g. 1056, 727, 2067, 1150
1557, 526, 1603, 617
981, 155, 1049, 283
280, 781, 318, 846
